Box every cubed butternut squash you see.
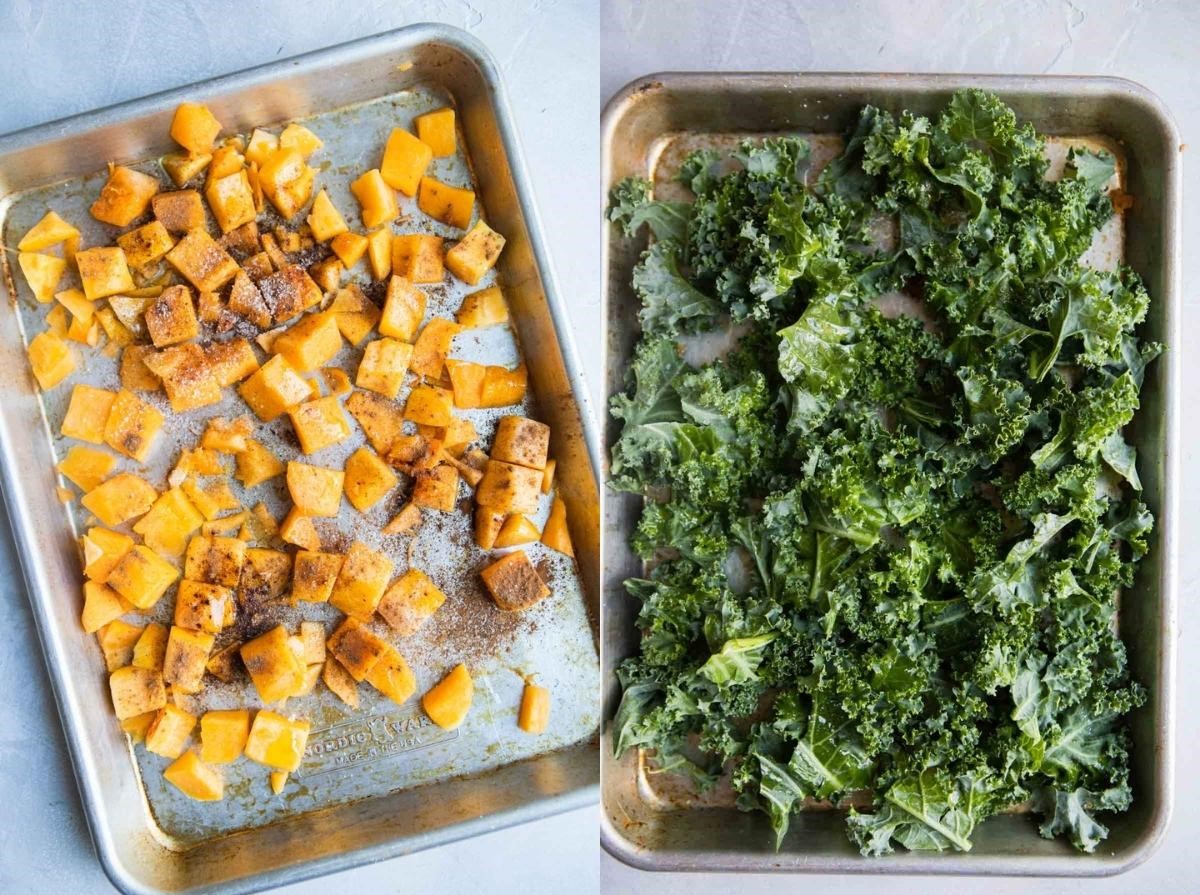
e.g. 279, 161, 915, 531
322, 656, 359, 708
280, 122, 323, 157
421, 664, 473, 730
403, 384, 454, 427
380, 128, 432, 196
146, 703, 197, 759
365, 645, 417, 705
200, 709, 251, 764
455, 285, 508, 328
152, 189, 206, 232
444, 359, 486, 409
410, 318, 462, 380
81, 473, 157, 526
306, 189, 348, 242
162, 152, 212, 187
174, 580, 235, 633
133, 487, 204, 558
383, 502, 422, 536
131, 622, 168, 671
292, 550, 343, 603
411, 465, 459, 512
98, 620, 144, 671
109, 665, 167, 721
244, 128, 279, 167
476, 460, 543, 514
117, 220, 176, 268
228, 269, 272, 328
184, 535, 246, 587
308, 256, 342, 293
474, 507, 505, 550
479, 550, 550, 611
286, 460, 344, 517
542, 494, 574, 558
76, 246, 134, 300
18, 210, 80, 252
377, 568, 446, 636
239, 547, 292, 602
491, 416, 550, 470
350, 168, 398, 229
259, 264, 323, 323
241, 625, 306, 703
107, 545, 179, 610
326, 616, 389, 681
164, 750, 224, 801
414, 107, 456, 157
19, 252, 67, 303
480, 362, 528, 407
279, 506, 322, 552
392, 233, 444, 283
205, 338, 260, 386
61, 384, 117, 444
330, 284, 380, 345
244, 710, 310, 772
518, 683, 550, 734
356, 338, 412, 398
170, 102, 222, 154
206, 168, 257, 233
417, 177, 474, 229
541, 458, 557, 493
60, 445, 116, 493
346, 390, 405, 454
494, 514, 540, 548
144, 285, 200, 348
167, 229, 239, 292
103, 389, 165, 462
258, 148, 314, 220
201, 416, 253, 453
91, 165, 160, 227
272, 310, 343, 372
235, 438, 285, 487
329, 541, 393, 620
343, 447, 398, 511
330, 231, 368, 269
163, 625, 214, 692
288, 395, 351, 453
239, 354, 311, 421
81, 580, 131, 634
366, 227, 392, 280
446, 220, 505, 285
379, 275, 426, 341
82, 527, 134, 583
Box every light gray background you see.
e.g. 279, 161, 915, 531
601, 0, 1196, 893
0, 1, 599, 893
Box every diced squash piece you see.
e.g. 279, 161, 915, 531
322, 657, 359, 707
204, 640, 242, 683
171, 103, 222, 154
117, 220, 175, 268
228, 269, 272, 328
167, 229, 239, 292
98, 619, 144, 671
343, 447, 397, 511
205, 338, 260, 386
81, 473, 157, 526
55, 287, 96, 324
329, 541, 394, 620
260, 232, 289, 270
326, 617, 389, 681
46, 304, 69, 337
200, 709, 251, 764
309, 255, 342, 293
241, 625, 305, 703
455, 285, 508, 328
267, 770, 288, 795
19, 252, 66, 302
131, 622, 168, 671
109, 665, 167, 720
239, 354, 310, 421
445, 359, 486, 408
403, 384, 454, 427
365, 645, 417, 704
476, 460, 542, 514
474, 508, 505, 550
83, 527, 134, 583
206, 168, 256, 233
414, 107, 456, 157
366, 227, 392, 280
350, 168, 398, 229
442, 416, 477, 456
280, 122, 323, 157
91, 165, 160, 227
202, 416, 253, 453
330, 231, 368, 269
412, 465, 459, 512
292, 661, 321, 697
410, 318, 462, 380
144, 285, 199, 347
379, 275, 426, 341
446, 220, 505, 285
107, 545, 179, 610
383, 502, 422, 536
121, 711, 157, 742
146, 344, 223, 413
152, 189, 206, 232
518, 683, 550, 733
421, 664, 473, 730
61, 384, 117, 444
480, 362, 528, 407
197, 289, 222, 324
450, 454, 486, 488
184, 535, 246, 587
244, 710, 310, 771
58, 444, 114, 492
279, 506, 322, 551
380, 128, 432, 196
322, 367, 352, 396
162, 152, 212, 187
495, 514, 540, 548
330, 284, 380, 345
286, 460, 344, 517
239, 547, 292, 602
480, 550, 550, 611
542, 494, 574, 557
541, 458, 556, 494
378, 568, 446, 636
259, 148, 314, 219
297, 621, 326, 665
76, 246, 134, 300
272, 310, 342, 372
288, 395, 350, 454
103, 389, 164, 462
417, 177, 474, 229
19, 211, 80, 251
235, 438, 285, 488
174, 580, 234, 633
260, 264, 323, 323
146, 704, 197, 759
346, 390, 405, 454
64, 314, 100, 346
81, 580, 130, 634
244, 129, 279, 167
387, 433, 441, 472
491, 416, 550, 470
133, 487, 204, 558
356, 338, 412, 399
306, 189, 348, 242
164, 751, 224, 801
392, 233, 443, 283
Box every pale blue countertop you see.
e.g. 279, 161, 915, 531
602, 1, 1198, 893
0, 2, 599, 893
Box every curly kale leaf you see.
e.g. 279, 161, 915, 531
606, 176, 692, 243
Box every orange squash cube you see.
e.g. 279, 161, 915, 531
280, 123, 323, 157
19, 251, 66, 303
476, 459, 543, 514
518, 683, 551, 734
109, 665, 167, 720
131, 622, 168, 672
200, 709, 251, 764
206, 169, 257, 233
184, 535, 247, 588
286, 460, 344, 517
292, 550, 343, 603
239, 354, 311, 421
120, 711, 158, 742
410, 318, 462, 380
403, 384, 454, 427
350, 168, 398, 229
456, 285, 508, 328
80, 473, 157, 526
356, 338, 412, 399
76, 246, 134, 300
58, 446, 115, 492
272, 310, 342, 372
81, 579, 131, 634
541, 458, 557, 494
107, 545, 180, 610
152, 189, 206, 232
480, 363, 528, 407
174, 580, 235, 633
244, 128, 279, 167
164, 750, 224, 801
117, 220, 176, 268
54, 287, 96, 325
201, 416, 253, 454
18, 210, 80, 252
228, 269, 272, 328
90, 165, 160, 227
343, 446, 397, 511
330, 231, 368, 269
480, 550, 550, 611
162, 152, 212, 187
329, 540, 393, 620
446, 220, 505, 285
444, 359, 486, 409
306, 189, 348, 242
170, 102, 222, 154
167, 229, 239, 292
104, 389, 165, 462
244, 710, 310, 772
421, 664, 473, 730
239, 547, 292, 602
133, 487, 204, 558
474, 507, 505, 550
494, 514, 540, 548
380, 128, 432, 196
365, 645, 417, 704
145, 344, 221, 413
379, 275, 427, 341
323, 656, 359, 708
392, 234, 444, 283
145, 285, 200, 347
164, 626, 214, 692
181, 479, 239, 522
288, 395, 351, 454
412, 465, 460, 512
98, 620, 145, 672
330, 284, 380, 345
378, 568, 446, 636
205, 338, 260, 386
260, 264, 323, 323
146, 703, 197, 759
491, 416, 550, 469
417, 177, 475, 229
346, 390, 406, 454
259, 148, 314, 219
61, 384, 117, 444
241, 625, 306, 703
414, 107, 456, 157
542, 494, 574, 558
233, 439, 285, 489
366, 227, 392, 280
326, 616, 390, 681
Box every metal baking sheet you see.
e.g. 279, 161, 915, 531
0, 24, 600, 895
600, 72, 1179, 876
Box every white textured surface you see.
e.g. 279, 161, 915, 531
601, 0, 1197, 893
0, 1, 599, 894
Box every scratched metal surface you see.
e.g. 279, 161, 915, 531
0, 24, 599, 894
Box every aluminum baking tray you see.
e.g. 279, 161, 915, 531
600, 72, 1179, 876
0, 24, 600, 895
